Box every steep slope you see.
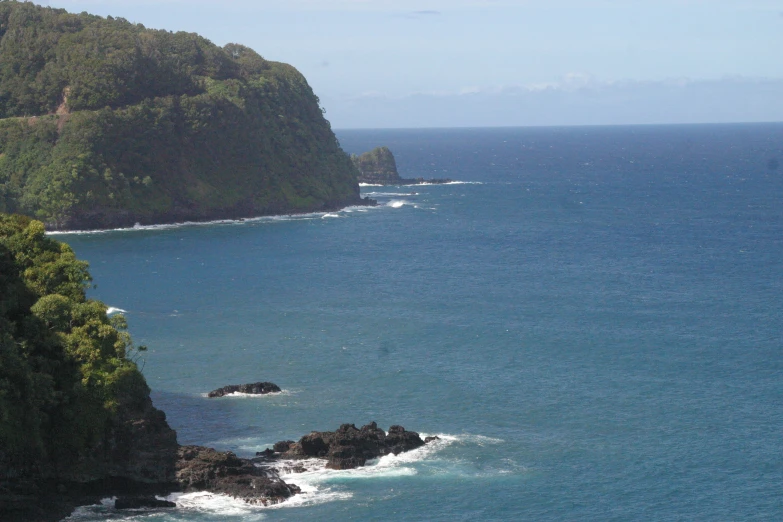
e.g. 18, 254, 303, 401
0, 213, 178, 520
0, 1, 364, 230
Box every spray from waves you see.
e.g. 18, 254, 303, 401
167, 492, 268, 521
363, 192, 419, 197
358, 183, 383, 187
67, 493, 269, 521
106, 307, 127, 315
386, 200, 410, 209
321, 213, 341, 219
401, 181, 483, 187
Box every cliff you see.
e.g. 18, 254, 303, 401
0, 1, 365, 231
0, 213, 178, 520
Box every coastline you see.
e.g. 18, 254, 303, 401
46, 197, 377, 235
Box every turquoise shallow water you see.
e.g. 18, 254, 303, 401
62, 124, 782, 521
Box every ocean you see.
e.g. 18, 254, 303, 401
61, 124, 783, 521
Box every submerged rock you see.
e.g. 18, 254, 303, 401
207, 382, 281, 398
279, 422, 426, 470
115, 497, 176, 510
176, 446, 300, 506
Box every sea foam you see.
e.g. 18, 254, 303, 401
46, 209, 359, 235
401, 181, 483, 187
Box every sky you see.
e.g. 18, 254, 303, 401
42, 0, 783, 128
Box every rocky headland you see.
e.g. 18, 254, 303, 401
352, 146, 453, 185
0, 1, 373, 231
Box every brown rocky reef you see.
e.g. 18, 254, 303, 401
207, 382, 282, 398
277, 422, 428, 470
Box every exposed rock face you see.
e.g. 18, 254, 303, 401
0, 397, 178, 522
280, 422, 426, 470
176, 446, 300, 505
352, 146, 453, 185
61, 396, 179, 485
207, 382, 282, 398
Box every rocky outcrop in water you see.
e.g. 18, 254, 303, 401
176, 446, 300, 505
352, 146, 453, 185
278, 422, 426, 470
207, 382, 282, 397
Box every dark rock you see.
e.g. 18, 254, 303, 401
255, 449, 275, 458
282, 422, 425, 470
273, 440, 294, 453
424, 436, 441, 444
115, 496, 176, 509
176, 446, 300, 506
207, 382, 281, 398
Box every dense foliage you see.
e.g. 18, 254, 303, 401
0, 1, 360, 229
0, 213, 149, 476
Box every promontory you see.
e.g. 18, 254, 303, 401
0, 1, 368, 231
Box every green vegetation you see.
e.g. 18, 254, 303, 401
351, 146, 402, 184
0, 1, 361, 229
0, 213, 149, 475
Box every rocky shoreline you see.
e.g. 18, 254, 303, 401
44, 196, 378, 233
1, 411, 434, 521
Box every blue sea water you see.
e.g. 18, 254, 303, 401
61, 124, 783, 521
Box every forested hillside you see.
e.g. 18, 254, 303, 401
0, 1, 362, 230
0, 214, 177, 518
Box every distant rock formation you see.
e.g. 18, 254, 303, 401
352, 147, 453, 185
207, 382, 282, 398
352, 147, 402, 184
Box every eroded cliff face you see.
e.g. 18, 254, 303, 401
64, 397, 178, 485
0, 397, 178, 522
